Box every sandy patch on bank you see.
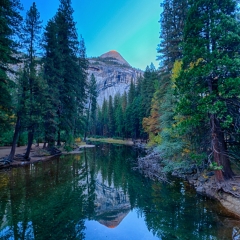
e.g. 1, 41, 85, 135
0, 146, 31, 159
0, 144, 58, 169
0, 143, 95, 169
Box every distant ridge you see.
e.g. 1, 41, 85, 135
100, 50, 130, 66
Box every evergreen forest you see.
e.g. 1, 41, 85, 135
1, 0, 240, 182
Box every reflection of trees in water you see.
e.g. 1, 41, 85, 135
90, 145, 234, 239
0, 156, 88, 239
0, 144, 235, 239
132, 180, 234, 239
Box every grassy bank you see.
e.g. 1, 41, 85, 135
87, 137, 134, 145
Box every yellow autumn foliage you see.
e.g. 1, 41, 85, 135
75, 137, 81, 143
142, 92, 161, 145
189, 58, 204, 69
171, 60, 182, 84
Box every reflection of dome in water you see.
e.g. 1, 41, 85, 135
97, 209, 130, 228
94, 178, 131, 228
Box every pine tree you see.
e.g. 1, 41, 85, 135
156, 0, 188, 144
115, 104, 124, 137
0, 0, 22, 146
84, 74, 98, 139
155, 0, 190, 164
121, 91, 128, 113
141, 64, 158, 117
157, 60, 188, 166
22, 2, 42, 159
114, 93, 124, 137
128, 79, 135, 104
108, 95, 114, 137
42, 18, 63, 147
176, 0, 240, 180
96, 105, 103, 136
89, 74, 98, 135
101, 98, 108, 136
54, 0, 88, 145
75, 36, 88, 138
157, 0, 187, 71
7, 68, 28, 162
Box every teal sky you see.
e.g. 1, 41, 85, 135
21, 0, 161, 70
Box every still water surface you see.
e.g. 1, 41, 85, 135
0, 144, 239, 239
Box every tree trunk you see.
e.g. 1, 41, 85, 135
57, 130, 61, 146
208, 64, 234, 180
24, 130, 34, 160
84, 99, 91, 142
8, 115, 21, 162
211, 115, 234, 181
217, 118, 234, 179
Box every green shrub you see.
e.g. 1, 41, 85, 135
0, 130, 13, 146
18, 131, 28, 146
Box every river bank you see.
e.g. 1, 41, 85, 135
87, 137, 134, 145
136, 149, 240, 221
0, 143, 95, 169
0, 137, 139, 169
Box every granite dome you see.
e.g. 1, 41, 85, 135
100, 50, 130, 66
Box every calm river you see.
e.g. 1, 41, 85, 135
0, 144, 239, 239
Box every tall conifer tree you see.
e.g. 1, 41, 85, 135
0, 0, 22, 143
84, 74, 98, 139
176, 0, 240, 180
108, 95, 114, 137
157, 0, 187, 71
54, 0, 88, 145
42, 19, 63, 147
22, 2, 42, 159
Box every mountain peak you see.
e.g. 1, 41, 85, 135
100, 50, 130, 66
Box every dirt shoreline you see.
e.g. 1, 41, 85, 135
0, 144, 95, 170
0, 139, 137, 169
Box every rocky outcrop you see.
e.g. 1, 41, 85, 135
88, 51, 143, 106
181, 172, 240, 219
218, 193, 240, 218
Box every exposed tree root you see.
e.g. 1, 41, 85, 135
49, 147, 62, 155
14, 154, 31, 161
0, 157, 11, 166
207, 178, 240, 198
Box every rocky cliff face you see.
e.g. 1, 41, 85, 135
88, 50, 143, 106
7, 51, 143, 107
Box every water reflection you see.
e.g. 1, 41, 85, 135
0, 144, 239, 239
94, 175, 131, 228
